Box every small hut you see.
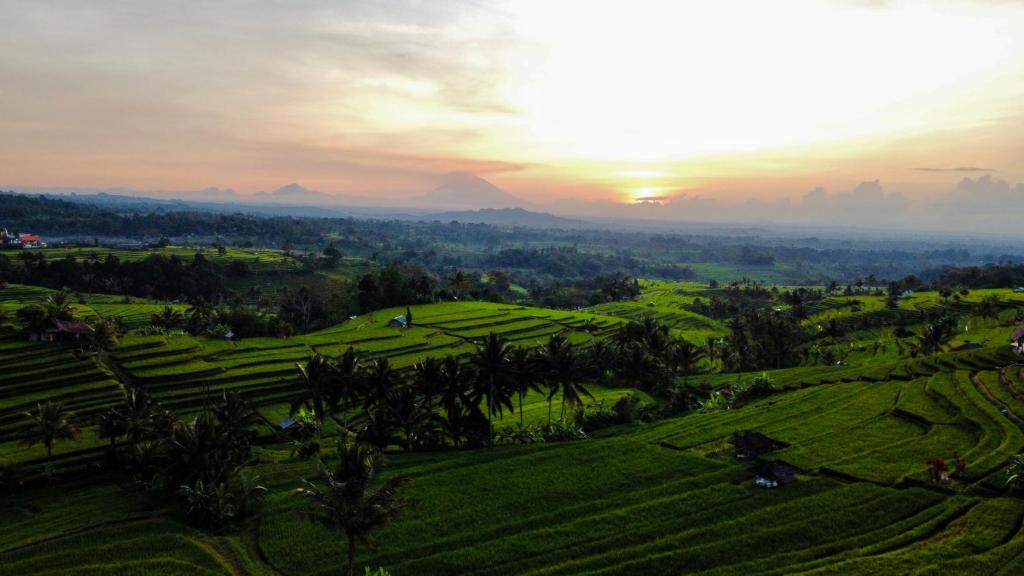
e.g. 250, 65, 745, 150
31, 319, 94, 343
1011, 324, 1024, 354
753, 460, 802, 488
388, 315, 408, 329
731, 431, 787, 460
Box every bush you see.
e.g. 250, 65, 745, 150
542, 419, 588, 442
582, 394, 647, 431
496, 425, 544, 445
177, 480, 236, 529
495, 420, 588, 444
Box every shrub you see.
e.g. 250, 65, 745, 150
177, 480, 236, 529
542, 419, 588, 442
496, 425, 545, 445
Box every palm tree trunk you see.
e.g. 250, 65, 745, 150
488, 377, 495, 448
346, 534, 357, 576
518, 390, 524, 428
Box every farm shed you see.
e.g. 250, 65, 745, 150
389, 315, 409, 329
1011, 324, 1024, 354
753, 460, 802, 488
731, 431, 787, 459
30, 319, 95, 343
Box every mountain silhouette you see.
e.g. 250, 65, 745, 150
417, 172, 529, 209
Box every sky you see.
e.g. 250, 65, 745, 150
2, 0, 1024, 224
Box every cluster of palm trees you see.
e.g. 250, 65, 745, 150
93, 387, 265, 527
290, 333, 599, 451
150, 300, 225, 335
289, 319, 723, 453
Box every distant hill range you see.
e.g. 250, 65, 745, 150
424, 207, 590, 228
10, 172, 533, 212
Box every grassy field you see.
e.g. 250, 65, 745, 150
4, 281, 1024, 574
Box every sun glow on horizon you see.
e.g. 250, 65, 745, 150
629, 186, 668, 203
3, 1, 1024, 199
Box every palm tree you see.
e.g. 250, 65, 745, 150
615, 341, 664, 392
212, 391, 261, 462
90, 318, 119, 351
977, 295, 1002, 323
297, 435, 409, 576
162, 412, 231, 489
508, 346, 542, 428
362, 359, 401, 420
117, 387, 156, 450
438, 356, 474, 448
386, 387, 440, 451
22, 400, 79, 465
151, 305, 184, 331
186, 298, 214, 334
335, 347, 364, 426
543, 335, 593, 421
447, 271, 470, 300
95, 407, 125, 448
412, 357, 442, 416
293, 354, 337, 425
470, 333, 514, 447
43, 288, 74, 321
704, 337, 721, 372
668, 338, 706, 387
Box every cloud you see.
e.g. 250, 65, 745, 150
912, 166, 996, 172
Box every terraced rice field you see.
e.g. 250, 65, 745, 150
586, 281, 727, 341
28, 246, 304, 270
104, 302, 625, 414
0, 284, 189, 330
0, 338, 120, 474
253, 427, 1024, 576
0, 301, 629, 474
6, 283, 1024, 574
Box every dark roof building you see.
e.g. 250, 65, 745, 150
753, 460, 802, 487
30, 319, 95, 344
731, 431, 787, 459
53, 319, 95, 335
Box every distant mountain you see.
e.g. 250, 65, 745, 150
414, 172, 530, 209
251, 183, 359, 205
424, 207, 589, 229
12, 174, 532, 212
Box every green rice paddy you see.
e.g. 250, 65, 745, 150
4, 281, 1024, 574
